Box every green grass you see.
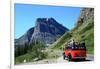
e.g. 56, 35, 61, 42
52, 22, 94, 54
52, 32, 72, 49
15, 51, 48, 64
15, 41, 48, 64
84, 28, 94, 54
15, 53, 33, 64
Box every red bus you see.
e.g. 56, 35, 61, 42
63, 43, 86, 61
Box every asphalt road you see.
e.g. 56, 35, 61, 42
16, 54, 94, 66
57, 54, 94, 63
86, 54, 94, 61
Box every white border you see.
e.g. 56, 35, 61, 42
11, 0, 97, 69
11, 0, 14, 69
0, 0, 10, 69
14, 0, 95, 8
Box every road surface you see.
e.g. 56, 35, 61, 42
16, 54, 94, 65
57, 54, 94, 63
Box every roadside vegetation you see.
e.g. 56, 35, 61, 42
51, 19, 94, 54
15, 41, 47, 64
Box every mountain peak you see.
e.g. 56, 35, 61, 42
15, 18, 69, 46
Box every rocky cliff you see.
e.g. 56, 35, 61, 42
15, 18, 69, 46
76, 8, 94, 26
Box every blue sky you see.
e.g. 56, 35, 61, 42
15, 3, 81, 39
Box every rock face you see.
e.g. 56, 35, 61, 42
76, 8, 94, 25
15, 18, 69, 46
15, 27, 34, 46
